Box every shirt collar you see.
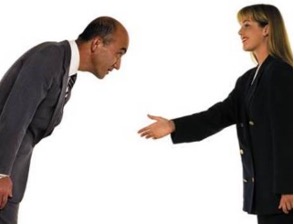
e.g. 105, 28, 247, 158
68, 40, 80, 76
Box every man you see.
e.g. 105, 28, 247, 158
0, 16, 129, 223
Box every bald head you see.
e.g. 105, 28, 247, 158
77, 16, 127, 45
76, 16, 129, 79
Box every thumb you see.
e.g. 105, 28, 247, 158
147, 114, 160, 121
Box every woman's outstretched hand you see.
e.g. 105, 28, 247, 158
138, 114, 175, 139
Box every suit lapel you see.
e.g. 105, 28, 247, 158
44, 41, 71, 137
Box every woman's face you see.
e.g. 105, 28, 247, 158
238, 18, 269, 53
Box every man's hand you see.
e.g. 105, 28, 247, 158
138, 114, 175, 139
0, 176, 13, 209
279, 194, 293, 214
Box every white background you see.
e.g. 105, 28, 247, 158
0, 0, 293, 223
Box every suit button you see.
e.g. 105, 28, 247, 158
240, 123, 244, 128
252, 177, 255, 183
243, 178, 248, 183
249, 121, 255, 126
240, 149, 244, 155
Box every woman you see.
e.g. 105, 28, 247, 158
138, 4, 293, 224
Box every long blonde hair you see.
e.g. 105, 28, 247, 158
238, 4, 293, 67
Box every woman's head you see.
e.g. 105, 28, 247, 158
238, 4, 292, 66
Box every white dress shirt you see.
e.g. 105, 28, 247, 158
68, 40, 80, 76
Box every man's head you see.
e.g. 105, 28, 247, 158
77, 16, 129, 79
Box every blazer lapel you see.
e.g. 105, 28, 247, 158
246, 55, 273, 109
246, 67, 259, 107
244, 68, 257, 109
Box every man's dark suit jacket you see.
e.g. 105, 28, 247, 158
0, 41, 72, 202
171, 55, 293, 215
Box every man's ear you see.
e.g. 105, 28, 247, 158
91, 37, 103, 52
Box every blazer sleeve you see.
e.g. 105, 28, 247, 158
171, 80, 239, 143
268, 63, 293, 194
0, 46, 62, 175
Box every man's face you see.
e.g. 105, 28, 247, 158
90, 27, 129, 79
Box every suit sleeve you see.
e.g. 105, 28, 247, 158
0, 47, 62, 175
171, 81, 239, 143
268, 64, 293, 194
